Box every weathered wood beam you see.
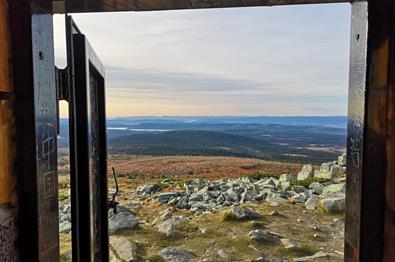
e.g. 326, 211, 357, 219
0, 0, 18, 259
345, 1, 395, 261
55, 0, 348, 13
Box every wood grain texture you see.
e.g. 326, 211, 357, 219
59, 0, 348, 13
0, 100, 16, 205
383, 21, 395, 262
0, 0, 12, 92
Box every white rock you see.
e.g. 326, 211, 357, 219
322, 183, 346, 197
338, 153, 346, 167
217, 249, 226, 258
110, 236, 136, 262
305, 197, 319, 210
320, 196, 346, 213
232, 206, 261, 220
156, 215, 186, 236
279, 173, 295, 182
297, 165, 314, 181
109, 206, 139, 233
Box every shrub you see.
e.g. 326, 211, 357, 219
248, 171, 272, 181
239, 163, 260, 169
290, 178, 327, 188
222, 211, 237, 222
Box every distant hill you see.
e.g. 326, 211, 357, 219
58, 116, 346, 163
108, 130, 341, 164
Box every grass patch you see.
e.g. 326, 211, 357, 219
227, 236, 251, 250
290, 178, 327, 188
293, 244, 317, 257
222, 211, 238, 222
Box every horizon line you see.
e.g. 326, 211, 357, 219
59, 115, 348, 119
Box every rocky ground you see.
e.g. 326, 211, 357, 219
59, 154, 346, 262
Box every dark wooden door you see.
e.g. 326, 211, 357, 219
66, 15, 109, 262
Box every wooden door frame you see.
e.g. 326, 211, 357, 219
3, 0, 395, 261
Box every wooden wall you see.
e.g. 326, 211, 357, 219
0, 0, 18, 260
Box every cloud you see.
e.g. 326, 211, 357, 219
54, 3, 351, 116
105, 67, 273, 92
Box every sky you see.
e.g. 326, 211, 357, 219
54, 3, 351, 117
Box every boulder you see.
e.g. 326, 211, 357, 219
290, 193, 307, 204
279, 181, 291, 190
279, 173, 295, 183
266, 196, 287, 206
109, 205, 139, 233
257, 177, 279, 188
320, 196, 346, 213
232, 206, 261, 220
59, 221, 71, 234
305, 197, 319, 210
224, 188, 239, 202
136, 184, 163, 195
156, 214, 186, 236
158, 192, 181, 204
292, 185, 306, 193
110, 236, 137, 262
314, 162, 345, 180
249, 230, 281, 244
322, 183, 346, 197
297, 165, 314, 181
159, 247, 196, 262
309, 182, 324, 195
338, 153, 346, 167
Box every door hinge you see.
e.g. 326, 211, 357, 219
56, 66, 71, 102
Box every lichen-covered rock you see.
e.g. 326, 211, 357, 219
322, 183, 346, 197
158, 192, 182, 204
249, 230, 281, 244
159, 247, 196, 262
59, 221, 71, 234
338, 153, 346, 167
136, 183, 163, 195
292, 185, 306, 193
309, 182, 324, 195
290, 193, 307, 204
314, 162, 345, 180
305, 197, 319, 210
109, 205, 139, 233
156, 215, 186, 236
232, 206, 261, 220
110, 236, 137, 262
320, 196, 346, 213
297, 164, 314, 181
279, 173, 295, 183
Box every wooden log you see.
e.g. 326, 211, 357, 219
58, 0, 348, 13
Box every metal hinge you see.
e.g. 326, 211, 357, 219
56, 66, 71, 102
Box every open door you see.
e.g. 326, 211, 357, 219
65, 15, 109, 262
